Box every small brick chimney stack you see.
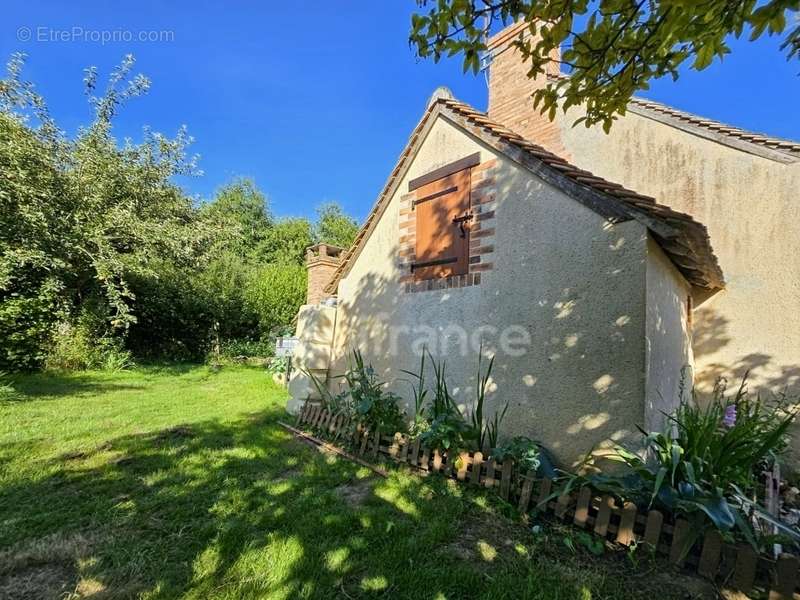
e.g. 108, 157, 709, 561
486, 21, 566, 157
305, 243, 343, 305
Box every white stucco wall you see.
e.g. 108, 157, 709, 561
287, 304, 337, 413
560, 109, 800, 399
328, 115, 656, 466
644, 237, 693, 433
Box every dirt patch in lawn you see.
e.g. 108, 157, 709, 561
441, 512, 521, 568
335, 478, 375, 508
0, 532, 95, 600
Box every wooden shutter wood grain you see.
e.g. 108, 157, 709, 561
414, 167, 471, 280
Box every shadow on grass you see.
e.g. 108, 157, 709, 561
0, 406, 441, 599
6, 372, 146, 401
4, 363, 260, 402
0, 406, 701, 600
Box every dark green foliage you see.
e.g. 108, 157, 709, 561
125, 267, 218, 361
0, 55, 200, 370
45, 299, 133, 371
469, 350, 509, 451
199, 178, 273, 257
417, 352, 475, 451
0, 55, 359, 370
410, 0, 800, 131
257, 218, 314, 265
561, 374, 799, 555
407, 349, 509, 453
341, 349, 406, 433
0, 370, 18, 400
494, 437, 543, 473
307, 349, 406, 433
218, 339, 275, 360
245, 264, 307, 339
315, 202, 359, 249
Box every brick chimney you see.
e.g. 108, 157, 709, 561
305, 243, 343, 305
486, 21, 567, 157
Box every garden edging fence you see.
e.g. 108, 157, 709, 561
295, 402, 800, 599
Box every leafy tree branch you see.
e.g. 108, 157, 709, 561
410, 0, 800, 130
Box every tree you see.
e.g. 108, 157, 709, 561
315, 202, 359, 249
258, 218, 315, 265
410, 0, 800, 131
200, 178, 272, 258
246, 263, 307, 337
0, 54, 201, 369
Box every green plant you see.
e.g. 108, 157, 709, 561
563, 374, 799, 556
467, 348, 510, 451
0, 371, 18, 401
409, 348, 511, 453
304, 368, 354, 417
307, 349, 405, 433
417, 352, 475, 452
45, 314, 133, 372
574, 531, 605, 556
493, 437, 542, 473
93, 337, 134, 372
419, 411, 474, 452
314, 202, 359, 249
219, 339, 275, 360
400, 350, 430, 435
410, 0, 800, 131
341, 349, 405, 433
267, 356, 288, 375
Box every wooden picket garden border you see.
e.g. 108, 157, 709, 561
294, 402, 800, 599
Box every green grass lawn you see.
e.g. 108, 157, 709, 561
0, 365, 707, 599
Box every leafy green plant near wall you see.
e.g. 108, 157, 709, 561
561, 375, 799, 555
397, 349, 465, 451
401, 347, 511, 454
306, 349, 406, 434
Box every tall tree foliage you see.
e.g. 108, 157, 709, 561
0, 54, 200, 370
0, 54, 361, 370
410, 0, 800, 130
315, 202, 359, 249
200, 178, 273, 257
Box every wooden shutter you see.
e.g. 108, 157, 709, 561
413, 167, 471, 280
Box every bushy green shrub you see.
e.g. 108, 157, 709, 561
0, 371, 19, 401
403, 348, 509, 453
493, 437, 543, 472
564, 374, 799, 553
308, 349, 406, 433
46, 318, 132, 372
218, 338, 275, 360
245, 264, 306, 338
0, 290, 65, 371
414, 352, 475, 451
1, 56, 359, 370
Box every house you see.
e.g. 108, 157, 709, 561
288, 21, 800, 466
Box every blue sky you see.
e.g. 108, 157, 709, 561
3, 1, 799, 221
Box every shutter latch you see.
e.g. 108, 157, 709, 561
452, 212, 474, 238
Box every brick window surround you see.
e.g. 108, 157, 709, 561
398, 156, 497, 293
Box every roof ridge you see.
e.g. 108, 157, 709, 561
546, 73, 800, 158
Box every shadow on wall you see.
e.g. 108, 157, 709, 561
327, 168, 659, 466
692, 306, 800, 394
